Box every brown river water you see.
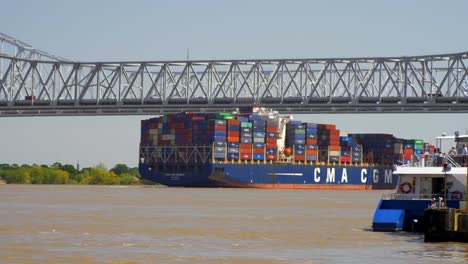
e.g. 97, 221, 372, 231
0, 185, 467, 264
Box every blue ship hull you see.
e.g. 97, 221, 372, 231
139, 162, 397, 189
372, 199, 461, 232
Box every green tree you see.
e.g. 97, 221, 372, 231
52, 162, 63, 170
62, 164, 78, 176
3, 168, 30, 183
128, 167, 141, 178
88, 167, 118, 185
111, 164, 130, 175
30, 165, 45, 184
118, 173, 138, 185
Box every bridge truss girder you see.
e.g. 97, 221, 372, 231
0, 52, 467, 116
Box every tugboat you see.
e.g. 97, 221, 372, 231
372, 134, 468, 232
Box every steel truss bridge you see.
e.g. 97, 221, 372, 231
1, 33, 468, 116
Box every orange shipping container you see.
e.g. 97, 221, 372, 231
306, 139, 317, 145
404, 149, 414, 155
329, 145, 341, 151
227, 137, 239, 142
306, 150, 318, 155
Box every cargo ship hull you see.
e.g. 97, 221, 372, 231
139, 162, 397, 189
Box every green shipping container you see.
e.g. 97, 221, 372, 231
241, 122, 253, 128
215, 112, 235, 120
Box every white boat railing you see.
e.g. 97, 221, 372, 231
381, 193, 464, 201
400, 153, 461, 168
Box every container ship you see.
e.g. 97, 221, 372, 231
139, 107, 435, 189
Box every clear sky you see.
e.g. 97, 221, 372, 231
1, 0, 467, 168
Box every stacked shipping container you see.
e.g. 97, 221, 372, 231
140, 111, 436, 165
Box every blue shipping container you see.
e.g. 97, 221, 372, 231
227, 153, 240, 160
227, 142, 239, 148
253, 154, 265, 160
240, 138, 253, 143
266, 148, 278, 154
254, 132, 266, 138
254, 143, 265, 148
214, 136, 226, 141
214, 152, 226, 159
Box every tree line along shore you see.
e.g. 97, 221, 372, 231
0, 163, 150, 185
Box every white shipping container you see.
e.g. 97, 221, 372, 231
339, 131, 349, 137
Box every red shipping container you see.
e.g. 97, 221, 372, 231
266, 143, 277, 149
214, 125, 226, 131
294, 155, 305, 161
266, 127, 278, 133
266, 154, 277, 160
240, 143, 252, 150
341, 156, 350, 162
227, 131, 240, 137
404, 154, 412, 159
240, 153, 252, 160
227, 119, 240, 125
253, 148, 264, 154
266, 138, 277, 144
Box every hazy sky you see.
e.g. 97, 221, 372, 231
1, 0, 467, 168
